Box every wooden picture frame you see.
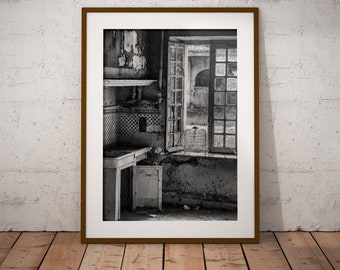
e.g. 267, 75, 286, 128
81, 7, 259, 243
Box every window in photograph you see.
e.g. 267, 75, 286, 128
166, 38, 237, 155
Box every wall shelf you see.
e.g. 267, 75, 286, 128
104, 79, 157, 87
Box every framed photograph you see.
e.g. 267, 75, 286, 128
81, 7, 259, 243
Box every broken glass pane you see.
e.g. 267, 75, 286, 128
227, 63, 237, 76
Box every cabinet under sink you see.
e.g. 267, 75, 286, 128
104, 146, 163, 221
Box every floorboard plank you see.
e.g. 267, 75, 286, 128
204, 244, 247, 270
0, 232, 20, 265
164, 244, 204, 270
243, 232, 290, 270
39, 232, 86, 270
276, 232, 333, 270
121, 244, 163, 270
79, 244, 125, 270
0, 232, 55, 270
312, 232, 340, 270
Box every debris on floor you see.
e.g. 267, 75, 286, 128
120, 204, 237, 221
183, 205, 191, 210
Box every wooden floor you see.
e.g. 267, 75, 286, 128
0, 232, 339, 269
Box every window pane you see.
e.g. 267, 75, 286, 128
169, 120, 174, 133
169, 91, 175, 104
226, 92, 237, 105
214, 77, 225, 91
227, 63, 237, 76
176, 91, 183, 104
213, 135, 224, 147
170, 62, 176, 75
176, 62, 183, 75
214, 92, 225, 105
176, 77, 183, 89
216, 49, 226, 62
215, 63, 226, 76
214, 121, 224, 133
176, 106, 182, 119
214, 106, 224, 119
177, 47, 184, 61
225, 135, 236, 148
168, 134, 174, 146
176, 119, 181, 132
170, 77, 175, 90
173, 120, 181, 132
228, 48, 237, 62
170, 47, 176, 61
225, 121, 236, 134
226, 106, 236, 120
227, 78, 237, 91
169, 106, 175, 119
174, 133, 181, 146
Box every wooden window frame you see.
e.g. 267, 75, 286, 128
209, 41, 237, 154
165, 38, 238, 155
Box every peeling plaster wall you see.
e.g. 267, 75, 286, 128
104, 30, 148, 78
0, 0, 339, 231
161, 156, 237, 204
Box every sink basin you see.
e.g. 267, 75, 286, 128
103, 147, 152, 169
104, 150, 132, 158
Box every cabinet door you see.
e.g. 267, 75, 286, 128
132, 166, 162, 211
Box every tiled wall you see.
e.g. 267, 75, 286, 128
103, 108, 162, 146
103, 113, 118, 146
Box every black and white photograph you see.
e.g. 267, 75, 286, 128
102, 29, 238, 222
82, 8, 258, 242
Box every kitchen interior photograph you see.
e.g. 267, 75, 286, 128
102, 29, 238, 221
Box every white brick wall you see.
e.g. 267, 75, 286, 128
0, 0, 339, 231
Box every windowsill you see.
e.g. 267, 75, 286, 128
172, 151, 237, 159
103, 79, 157, 87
